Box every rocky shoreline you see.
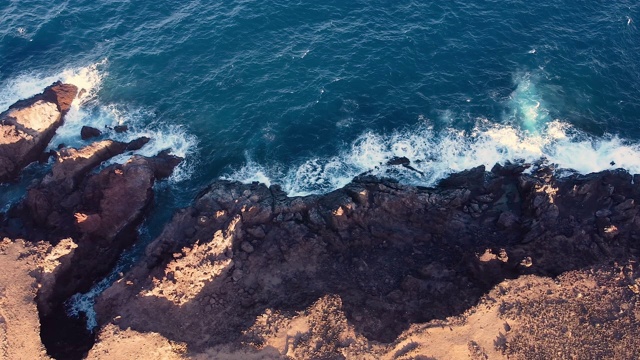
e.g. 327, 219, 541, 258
1, 84, 640, 359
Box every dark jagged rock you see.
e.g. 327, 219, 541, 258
0, 84, 175, 286
386, 156, 410, 166
386, 156, 424, 175
81, 126, 102, 140
125, 136, 151, 151
34, 152, 182, 359
14, 138, 151, 231
114, 125, 128, 133
0, 109, 180, 358
63, 154, 182, 288
49, 138, 147, 188
145, 149, 184, 179
96, 164, 640, 354
0, 82, 78, 182
0, 83, 186, 359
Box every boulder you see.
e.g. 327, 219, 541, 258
81, 126, 102, 140
387, 156, 410, 166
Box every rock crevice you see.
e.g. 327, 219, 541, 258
0, 83, 183, 359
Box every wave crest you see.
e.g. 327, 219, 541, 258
0, 61, 198, 183
225, 120, 640, 196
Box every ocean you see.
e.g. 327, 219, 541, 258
1, 0, 640, 328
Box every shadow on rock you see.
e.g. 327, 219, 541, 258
96, 163, 640, 356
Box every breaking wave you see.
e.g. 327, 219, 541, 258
225, 72, 640, 197
226, 120, 640, 196
0, 60, 198, 183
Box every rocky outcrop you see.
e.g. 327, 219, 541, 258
2, 82, 640, 359
0, 82, 78, 182
0, 83, 185, 360
24, 150, 181, 308
1, 112, 180, 310
35, 151, 182, 360
95, 163, 640, 358
113, 125, 128, 133
21, 138, 150, 231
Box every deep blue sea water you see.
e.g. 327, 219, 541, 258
1, 0, 640, 327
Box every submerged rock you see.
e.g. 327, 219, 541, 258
0, 82, 78, 182
386, 156, 424, 175
386, 156, 410, 166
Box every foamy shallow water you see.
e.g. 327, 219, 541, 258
0, 62, 199, 184
223, 71, 640, 196
224, 120, 640, 196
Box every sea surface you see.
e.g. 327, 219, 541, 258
1, 0, 640, 328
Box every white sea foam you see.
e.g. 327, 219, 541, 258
1, 59, 107, 150
221, 154, 273, 187
66, 289, 101, 330
66, 226, 149, 331
226, 119, 640, 197
109, 119, 199, 183
506, 72, 549, 132
0, 60, 198, 182
0, 59, 106, 112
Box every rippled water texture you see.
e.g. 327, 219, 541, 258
1, 0, 640, 197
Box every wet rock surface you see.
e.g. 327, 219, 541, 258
96, 163, 640, 358
80, 126, 102, 140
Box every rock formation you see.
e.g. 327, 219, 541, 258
80, 126, 102, 140
1, 83, 640, 359
19, 138, 150, 233
94, 163, 640, 359
0, 84, 183, 359
0, 82, 77, 182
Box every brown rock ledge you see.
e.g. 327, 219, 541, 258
0, 82, 78, 182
